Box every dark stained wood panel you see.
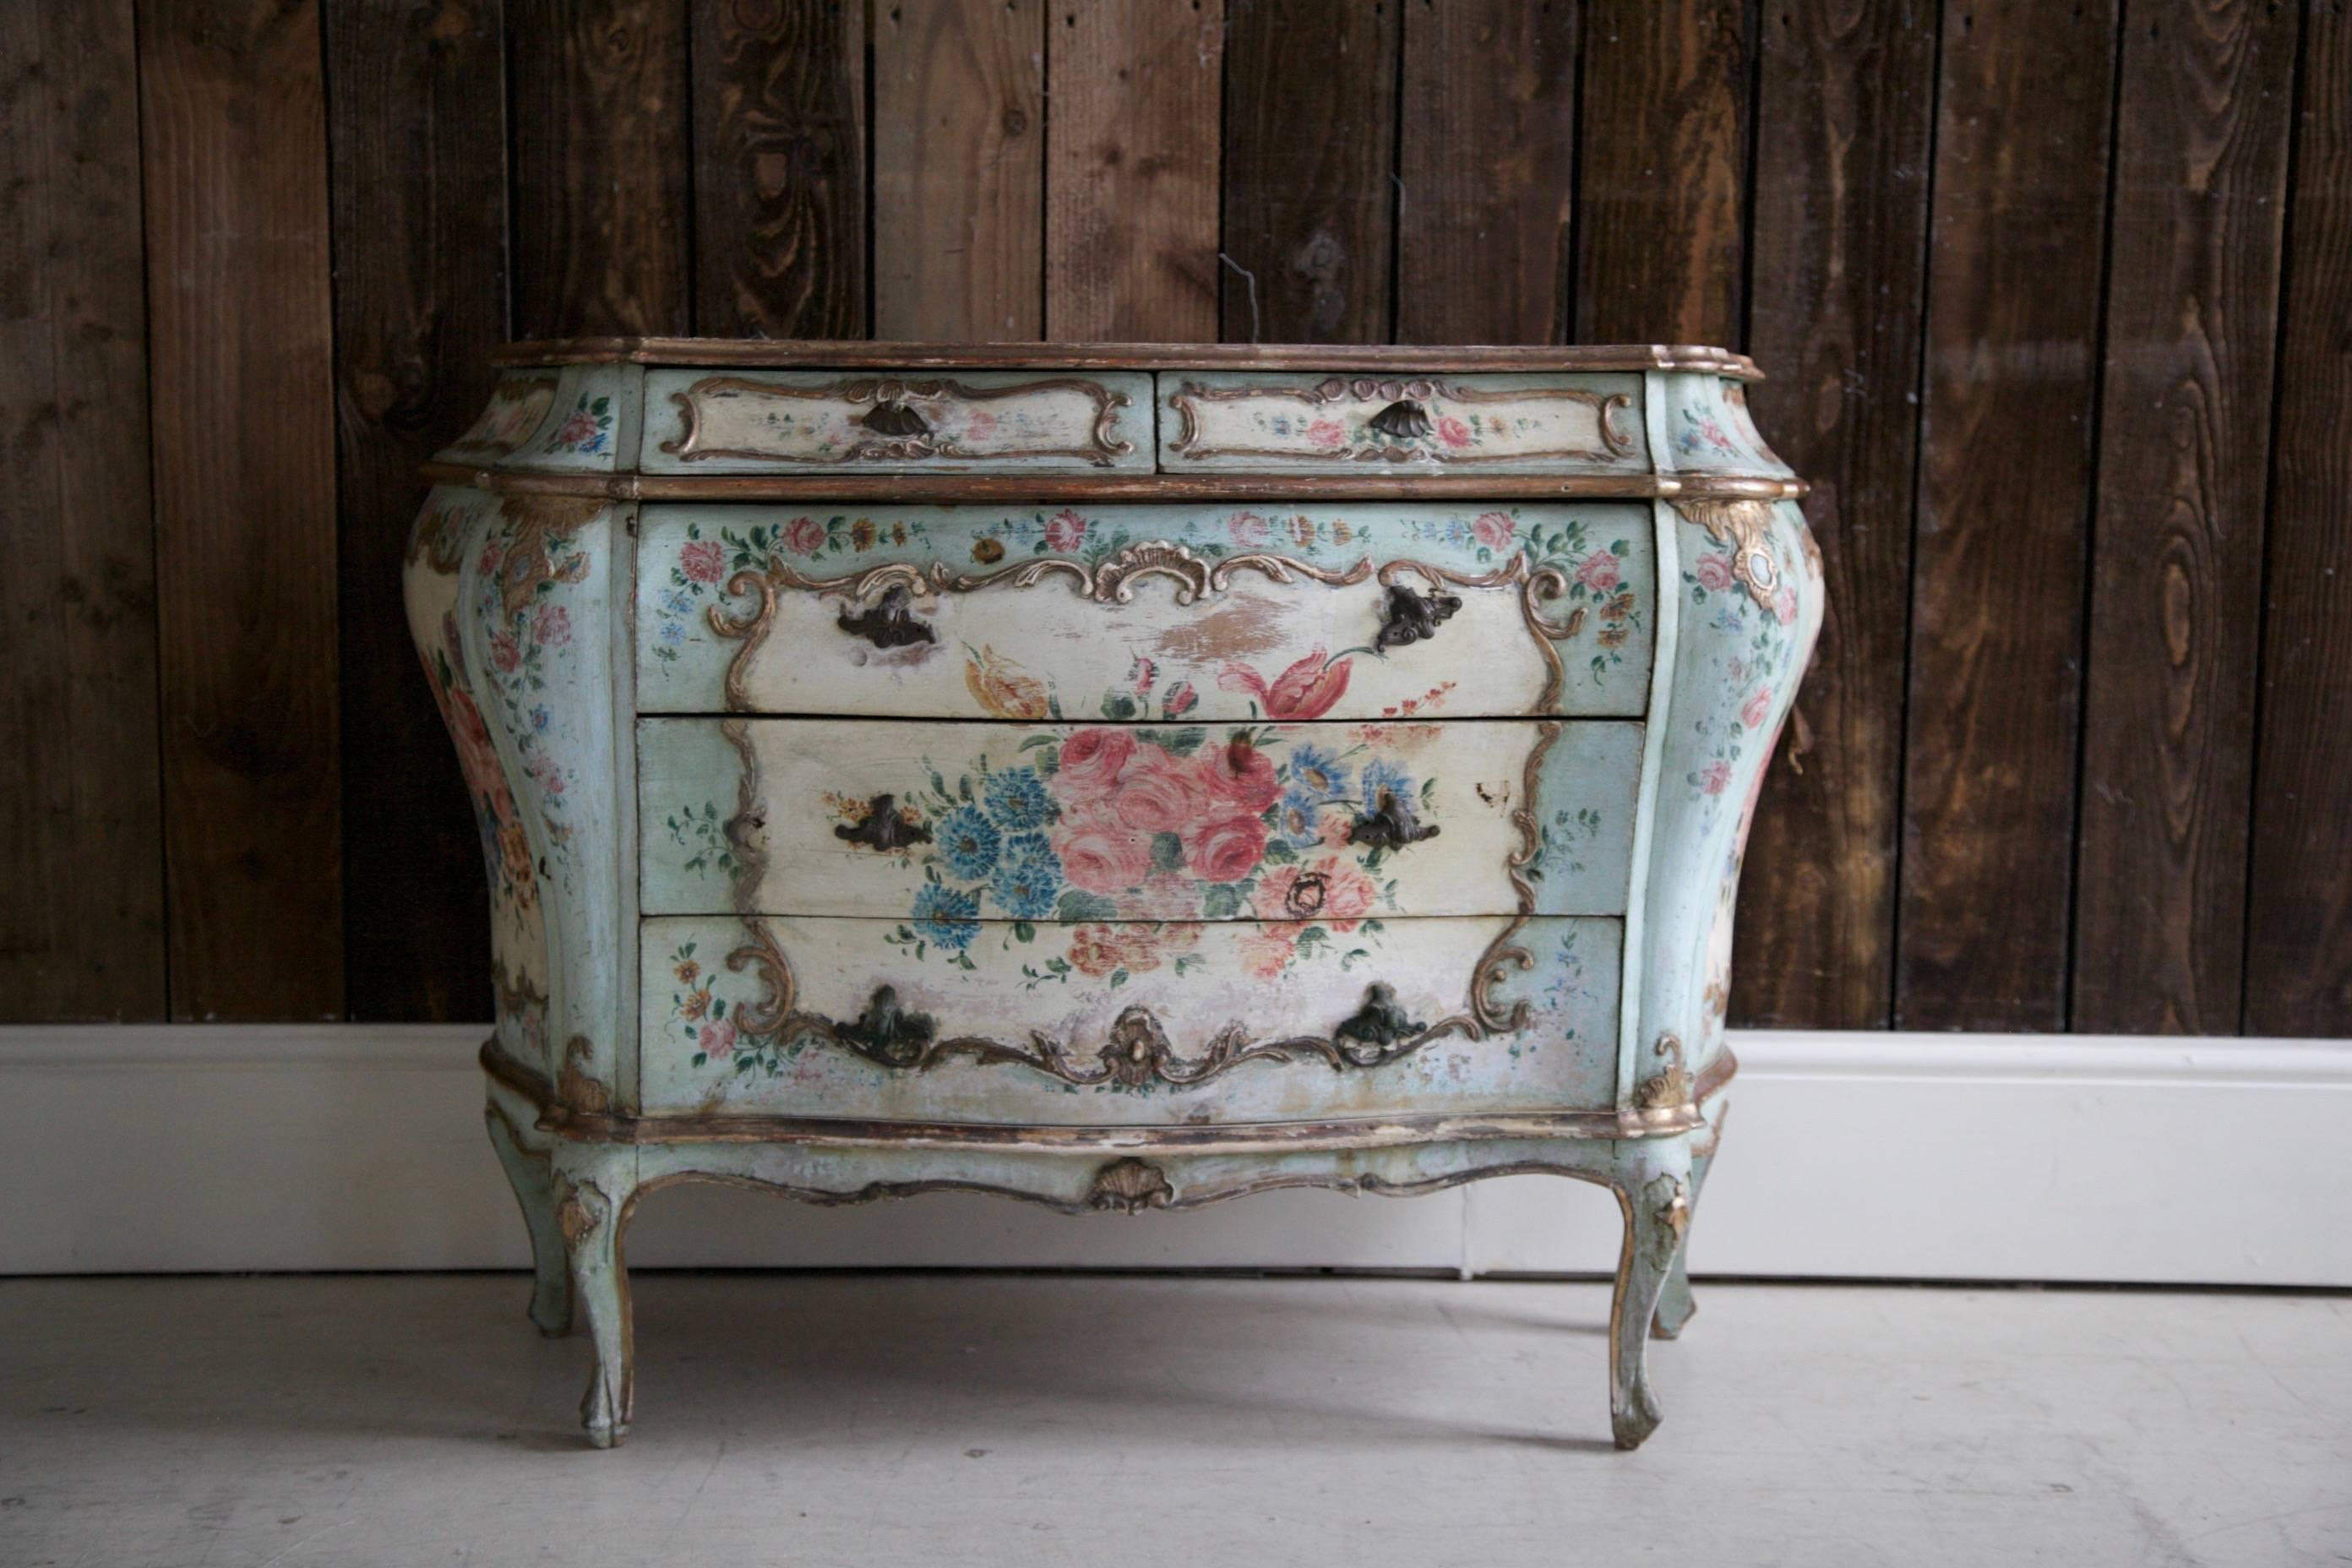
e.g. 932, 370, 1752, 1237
690, 0, 868, 338
1396, 0, 1578, 345
873, 0, 1044, 340
1219, 0, 1400, 344
2072, 0, 2296, 1034
0, 0, 166, 1021
1044, 0, 1224, 341
509, 0, 693, 338
1730, 0, 1937, 1030
2246, 3, 2352, 1037
139, 0, 342, 1019
1574, 0, 1749, 344
324, 0, 509, 1021
1897, 0, 2120, 1032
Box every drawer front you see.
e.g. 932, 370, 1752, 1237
640, 369, 1154, 473
1159, 373, 1649, 472
636, 503, 1655, 719
640, 912, 1620, 1123
640, 717, 1641, 922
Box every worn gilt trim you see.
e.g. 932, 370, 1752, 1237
659, 375, 1135, 466
1672, 498, 1780, 612
1168, 377, 1638, 466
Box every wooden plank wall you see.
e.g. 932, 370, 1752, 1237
2, 0, 2344, 1037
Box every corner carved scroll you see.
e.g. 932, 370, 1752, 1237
660, 375, 1135, 466
1632, 1033, 1695, 1113
720, 921, 1497, 1090
1674, 498, 1780, 612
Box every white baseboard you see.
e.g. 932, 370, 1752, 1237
3, 1026, 2344, 1285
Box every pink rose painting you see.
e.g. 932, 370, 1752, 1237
531, 603, 570, 647
1180, 814, 1269, 884
1054, 727, 1137, 803
1700, 759, 1733, 796
678, 539, 726, 584
1228, 510, 1271, 545
1305, 420, 1345, 449
1773, 584, 1799, 626
1694, 554, 1736, 594
781, 515, 826, 557
1044, 509, 1088, 552
698, 1020, 737, 1057
1472, 512, 1516, 550
1741, 686, 1773, 729
1577, 552, 1621, 593
1437, 416, 1473, 449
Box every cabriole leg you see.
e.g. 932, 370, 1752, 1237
1652, 1099, 1728, 1341
1609, 1139, 1696, 1450
484, 1102, 574, 1337
554, 1161, 636, 1449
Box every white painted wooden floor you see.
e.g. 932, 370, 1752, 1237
1, 1274, 2344, 1567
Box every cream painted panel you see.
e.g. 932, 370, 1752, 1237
639, 368, 1154, 473
640, 914, 1622, 1123
640, 718, 1642, 922
1159, 372, 1650, 473
635, 503, 1656, 720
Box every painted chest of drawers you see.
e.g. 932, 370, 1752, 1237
405, 340, 1820, 1451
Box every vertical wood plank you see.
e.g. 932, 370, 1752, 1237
1044, 0, 1224, 342
1897, 0, 2119, 1031
1574, 0, 1749, 344
1730, 0, 1936, 1029
2246, 2, 2352, 1037
509, 0, 693, 338
1218, 0, 1399, 344
326, 0, 509, 1021
2072, 0, 2296, 1034
0, 0, 166, 1020
690, 0, 868, 338
1395, 0, 1578, 345
873, 0, 1043, 340
139, 0, 342, 1019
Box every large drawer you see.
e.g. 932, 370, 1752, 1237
639, 913, 1621, 1124
640, 368, 1154, 473
1158, 372, 1649, 473
639, 717, 1642, 922
635, 502, 1655, 719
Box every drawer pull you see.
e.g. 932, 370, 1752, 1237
1374, 580, 1463, 651
1333, 983, 1429, 1064
834, 793, 932, 852
836, 984, 938, 1069
860, 399, 930, 438
837, 584, 936, 649
1367, 398, 1432, 441
1349, 785, 1441, 852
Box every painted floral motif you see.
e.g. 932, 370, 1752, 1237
1520, 927, 1597, 1059
416, 607, 536, 912
449, 378, 554, 455
841, 725, 1425, 980
663, 802, 739, 878
1674, 404, 1739, 459
472, 505, 591, 855
543, 393, 615, 456
1680, 532, 1799, 805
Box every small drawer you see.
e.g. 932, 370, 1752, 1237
1159, 372, 1649, 472
639, 716, 1642, 923
635, 502, 1656, 720
640, 912, 1622, 1124
640, 368, 1155, 473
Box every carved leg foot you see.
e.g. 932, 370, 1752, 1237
1609, 1143, 1695, 1451
556, 1167, 634, 1449
1652, 1102, 1725, 1342
485, 1102, 574, 1337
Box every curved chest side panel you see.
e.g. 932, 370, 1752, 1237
634, 502, 1655, 721
638, 717, 1642, 923
640, 913, 1621, 1124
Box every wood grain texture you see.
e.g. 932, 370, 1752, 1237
1897, 0, 2120, 1031
1396, 0, 1577, 345
0, 0, 166, 1020
325, 0, 509, 1021
508, 0, 692, 337
2072, 0, 2295, 1033
2246, 2, 2352, 1037
1729, 0, 1936, 1030
1574, 0, 1748, 343
139, 0, 341, 1019
873, 0, 1044, 340
1218, 0, 1399, 344
690, 0, 868, 337
1044, 0, 1224, 341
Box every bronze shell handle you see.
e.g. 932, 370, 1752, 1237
1333, 982, 1429, 1064
837, 584, 936, 649
835, 793, 931, 852
1348, 787, 1440, 853
1367, 399, 1432, 441
835, 984, 938, 1069
862, 399, 929, 438
1373, 580, 1462, 651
